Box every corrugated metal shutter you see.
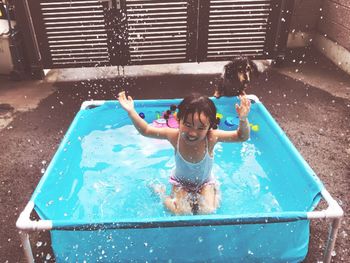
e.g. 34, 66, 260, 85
206, 0, 271, 59
38, 0, 111, 67
125, 0, 191, 64
24, 0, 292, 69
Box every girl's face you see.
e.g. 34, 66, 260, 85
179, 112, 210, 145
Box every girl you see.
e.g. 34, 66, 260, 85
118, 92, 251, 215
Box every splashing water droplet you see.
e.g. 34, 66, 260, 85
218, 245, 224, 251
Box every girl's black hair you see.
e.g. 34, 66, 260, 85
175, 93, 219, 129
163, 104, 177, 127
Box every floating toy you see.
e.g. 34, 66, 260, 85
224, 116, 260, 132
216, 113, 223, 119
139, 112, 145, 119
152, 112, 179, 128
250, 124, 259, 132
155, 111, 161, 119
224, 116, 239, 127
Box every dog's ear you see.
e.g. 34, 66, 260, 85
223, 61, 236, 80
249, 60, 259, 76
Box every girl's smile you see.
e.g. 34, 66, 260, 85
179, 112, 210, 145
181, 132, 198, 143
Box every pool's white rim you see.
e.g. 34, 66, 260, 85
245, 94, 260, 103
81, 100, 106, 110
307, 188, 344, 219
16, 188, 342, 232
79, 94, 261, 110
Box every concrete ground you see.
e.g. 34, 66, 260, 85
0, 47, 349, 262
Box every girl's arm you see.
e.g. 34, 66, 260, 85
212, 95, 251, 142
118, 91, 174, 139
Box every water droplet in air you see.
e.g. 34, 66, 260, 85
218, 245, 224, 251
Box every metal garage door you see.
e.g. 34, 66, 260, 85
17, 0, 294, 69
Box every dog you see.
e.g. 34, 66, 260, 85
214, 56, 258, 98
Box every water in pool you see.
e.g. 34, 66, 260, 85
73, 123, 281, 221
37, 99, 321, 222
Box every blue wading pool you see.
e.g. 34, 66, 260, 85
29, 97, 324, 262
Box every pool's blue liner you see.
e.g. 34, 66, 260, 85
31, 97, 323, 262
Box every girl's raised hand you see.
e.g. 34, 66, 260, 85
235, 95, 251, 120
118, 91, 134, 113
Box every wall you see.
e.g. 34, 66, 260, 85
317, 0, 350, 51
290, 0, 323, 32
287, 0, 323, 48
288, 0, 350, 50
287, 0, 350, 74
315, 0, 350, 74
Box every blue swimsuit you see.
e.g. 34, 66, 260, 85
170, 134, 215, 192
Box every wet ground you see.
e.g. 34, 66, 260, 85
0, 48, 349, 262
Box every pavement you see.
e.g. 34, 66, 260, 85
0, 47, 349, 262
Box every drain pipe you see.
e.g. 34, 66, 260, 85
22, 0, 44, 78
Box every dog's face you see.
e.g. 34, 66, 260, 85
215, 57, 258, 98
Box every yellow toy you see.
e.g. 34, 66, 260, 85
216, 113, 223, 119
249, 123, 259, 132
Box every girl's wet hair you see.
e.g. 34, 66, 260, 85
163, 104, 177, 127
171, 93, 219, 129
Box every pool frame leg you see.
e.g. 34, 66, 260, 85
19, 230, 34, 263
16, 201, 53, 263
323, 218, 341, 263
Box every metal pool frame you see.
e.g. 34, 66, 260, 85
16, 97, 343, 263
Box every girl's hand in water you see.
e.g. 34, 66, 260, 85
118, 91, 134, 113
235, 95, 251, 120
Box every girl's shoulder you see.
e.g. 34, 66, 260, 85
167, 129, 180, 148
207, 130, 219, 150
208, 130, 218, 141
